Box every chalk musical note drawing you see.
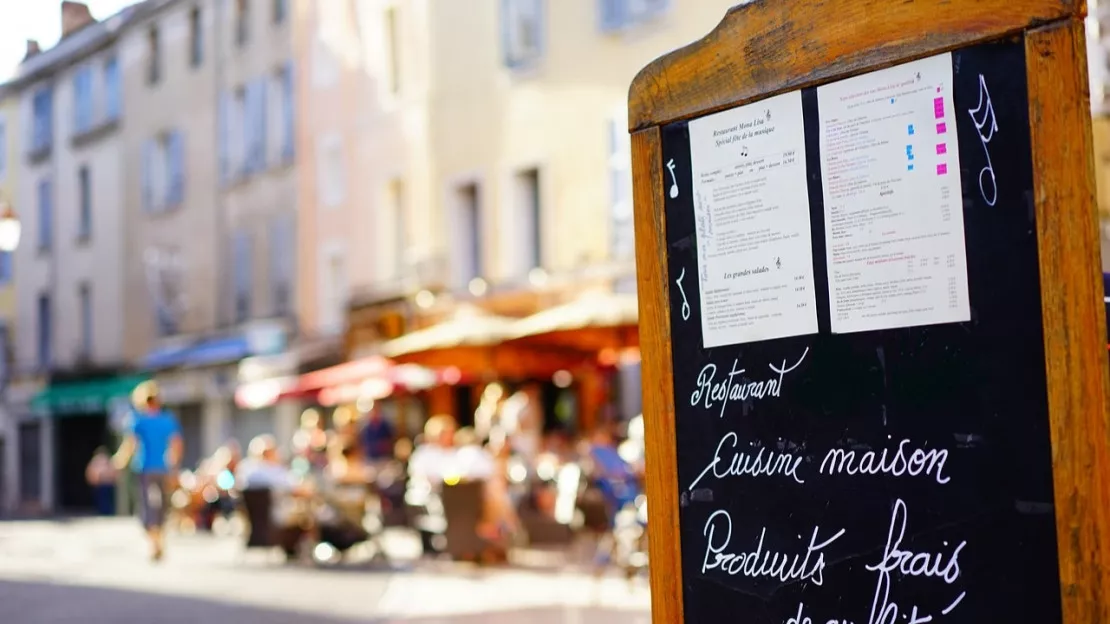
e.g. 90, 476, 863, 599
740, 145, 749, 158
676, 267, 691, 321
968, 74, 998, 206
666, 158, 680, 199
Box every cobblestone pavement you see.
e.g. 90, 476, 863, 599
0, 518, 652, 623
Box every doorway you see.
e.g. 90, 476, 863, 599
18, 421, 41, 507
55, 415, 109, 511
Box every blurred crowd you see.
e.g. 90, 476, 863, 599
87, 382, 648, 569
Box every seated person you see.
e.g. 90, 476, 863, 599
316, 440, 373, 553
453, 427, 495, 481
359, 406, 396, 463
585, 427, 641, 516
236, 434, 315, 553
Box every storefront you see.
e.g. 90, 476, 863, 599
29, 374, 147, 512
141, 321, 293, 462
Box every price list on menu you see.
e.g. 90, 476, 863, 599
658, 39, 1063, 624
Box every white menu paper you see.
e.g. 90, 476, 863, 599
817, 53, 971, 334
688, 91, 818, 349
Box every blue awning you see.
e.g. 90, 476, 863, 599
142, 336, 251, 370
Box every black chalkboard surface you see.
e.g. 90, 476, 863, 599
660, 39, 1062, 623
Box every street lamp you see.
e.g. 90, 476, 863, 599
0, 195, 21, 253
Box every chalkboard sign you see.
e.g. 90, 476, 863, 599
628, 3, 1110, 623
661, 38, 1059, 624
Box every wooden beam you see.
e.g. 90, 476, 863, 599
1027, 19, 1110, 623
629, 0, 1083, 131
631, 126, 684, 624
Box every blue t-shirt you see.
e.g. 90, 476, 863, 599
129, 410, 181, 474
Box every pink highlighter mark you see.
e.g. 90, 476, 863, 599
933, 97, 945, 119
936, 143, 947, 155
937, 163, 948, 175
936, 122, 947, 134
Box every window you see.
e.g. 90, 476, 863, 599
453, 183, 482, 287
236, 0, 250, 47
269, 214, 294, 316
189, 7, 203, 68
311, 2, 341, 87
73, 65, 94, 134
36, 178, 52, 251
147, 26, 161, 85
78, 284, 92, 360
143, 132, 184, 212
319, 248, 347, 334
30, 86, 53, 154
316, 133, 346, 208
233, 231, 253, 322
502, 0, 544, 69
514, 168, 542, 272
273, 0, 287, 24
387, 179, 406, 280
384, 6, 401, 94
608, 116, 633, 259
598, 0, 671, 32
37, 294, 51, 370
77, 166, 91, 240
103, 56, 120, 121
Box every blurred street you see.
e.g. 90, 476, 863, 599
0, 518, 651, 623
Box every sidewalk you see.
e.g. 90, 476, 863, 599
0, 518, 652, 623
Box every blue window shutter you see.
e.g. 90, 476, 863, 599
169, 131, 185, 206
104, 56, 120, 121
251, 81, 262, 172
283, 63, 295, 161
257, 78, 268, 169
46, 87, 53, 147
501, 0, 512, 67
218, 92, 229, 184
243, 84, 255, 174
142, 139, 154, 212
233, 231, 253, 320
242, 85, 252, 174
72, 71, 84, 133
38, 179, 52, 249
0, 252, 12, 284
599, 0, 627, 32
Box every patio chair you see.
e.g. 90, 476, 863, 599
439, 480, 491, 561
240, 488, 303, 561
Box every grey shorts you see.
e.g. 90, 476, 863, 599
137, 473, 168, 529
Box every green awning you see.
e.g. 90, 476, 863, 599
31, 375, 149, 416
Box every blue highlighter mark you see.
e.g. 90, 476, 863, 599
907, 124, 915, 135
908, 164, 914, 171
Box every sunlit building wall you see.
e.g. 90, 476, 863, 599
294, 0, 740, 336
0, 87, 19, 512
122, 0, 298, 464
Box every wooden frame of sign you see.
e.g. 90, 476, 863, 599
629, 1, 1110, 623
